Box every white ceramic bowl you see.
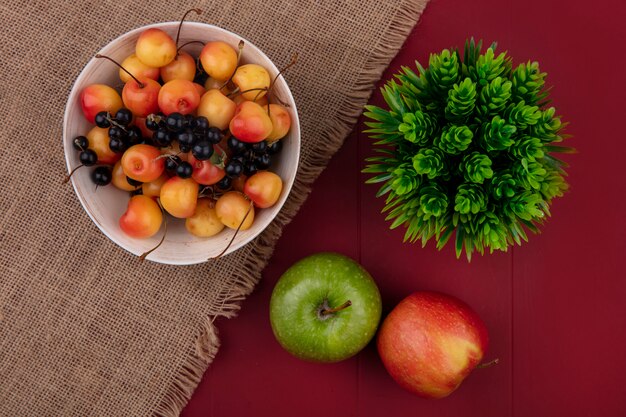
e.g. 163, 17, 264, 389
63, 22, 300, 265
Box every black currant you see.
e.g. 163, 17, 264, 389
145, 115, 160, 131
72, 136, 88, 151
126, 176, 142, 187
153, 129, 172, 147
251, 140, 267, 154
108, 125, 126, 140
191, 140, 213, 161
177, 130, 195, 147
91, 166, 112, 186
95, 111, 111, 128
194, 116, 209, 132
165, 155, 181, 173
243, 162, 258, 176
109, 137, 128, 153
126, 126, 142, 145
156, 113, 167, 128
225, 159, 243, 177
115, 108, 133, 126
216, 175, 232, 191
206, 127, 222, 144
227, 136, 246, 153
243, 149, 256, 161
176, 161, 193, 179
267, 140, 283, 155
79, 149, 98, 166
179, 144, 191, 153
255, 153, 271, 170
166, 112, 185, 132
184, 114, 195, 128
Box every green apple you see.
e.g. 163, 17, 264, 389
269, 252, 382, 362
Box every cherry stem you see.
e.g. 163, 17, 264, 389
264, 53, 298, 108
95, 54, 144, 88
211, 200, 253, 259
227, 87, 268, 99
476, 358, 499, 369
63, 164, 84, 184
104, 112, 127, 132
139, 202, 168, 261
177, 40, 205, 55
219, 40, 245, 90
320, 300, 352, 316
270, 53, 298, 89
73, 140, 86, 152
175, 9, 202, 55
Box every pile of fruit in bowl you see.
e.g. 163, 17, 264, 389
63, 13, 300, 264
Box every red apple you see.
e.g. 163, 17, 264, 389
377, 291, 489, 399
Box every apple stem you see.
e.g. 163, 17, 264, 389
95, 54, 144, 88
320, 300, 352, 316
476, 358, 499, 369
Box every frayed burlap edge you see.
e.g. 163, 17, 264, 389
152, 1, 429, 415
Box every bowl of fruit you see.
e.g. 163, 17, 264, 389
63, 13, 300, 264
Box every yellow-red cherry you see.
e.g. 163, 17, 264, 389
200, 41, 238, 81
135, 28, 177, 68
229, 101, 273, 143
197, 89, 237, 130
119, 195, 163, 239
160, 177, 199, 218
160, 51, 196, 82
122, 78, 161, 118
119, 54, 159, 83
80, 84, 123, 124
121, 144, 165, 183
86, 126, 121, 165
215, 191, 254, 230
244, 171, 283, 208
158, 79, 201, 115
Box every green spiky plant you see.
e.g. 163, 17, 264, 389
363, 39, 573, 260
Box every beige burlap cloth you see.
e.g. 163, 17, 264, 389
0, 0, 428, 415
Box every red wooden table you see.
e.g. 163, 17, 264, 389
183, 0, 626, 415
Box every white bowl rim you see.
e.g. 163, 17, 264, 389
63, 21, 301, 265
